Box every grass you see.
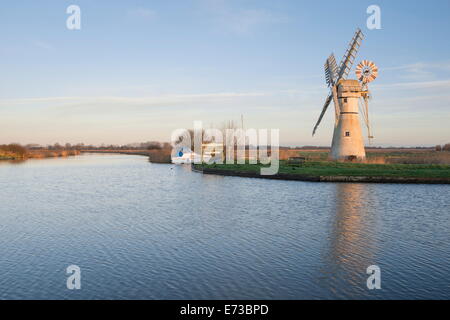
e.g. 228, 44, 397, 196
0, 155, 14, 160
280, 149, 450, 165
27, 150, 80, 159
0, 144, 27, 160
0, 149, 80, 160
195, 161, 450, 179
88, 148, 173, 163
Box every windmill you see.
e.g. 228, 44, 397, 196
312, 28, 378, 161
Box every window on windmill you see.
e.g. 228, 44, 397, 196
345, 131, 350, 137
343, 98, 348, 103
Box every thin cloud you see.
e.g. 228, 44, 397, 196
0, 91, 269, 107
384, 61, 450, 72
33, 40, 54, 51
199, 0, 288, 35
373, 79, 450, 90
128, 8, 156, 20
383, 61, 450, 81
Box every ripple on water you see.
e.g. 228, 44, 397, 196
0, 154, 449, 299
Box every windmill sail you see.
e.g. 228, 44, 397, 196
312, 94, 333, 136
324, 54, 338, 87
337, 28, 364, 80
312, 28, 364, 136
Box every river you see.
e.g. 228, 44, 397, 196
0, 154, 448, 299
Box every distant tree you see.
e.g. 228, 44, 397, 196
443, 143, 450, 152
25, 144, 42, 150
162, 142, 171, 150
221, 120, 239, 161
436, 145, 442, 152
72, 143, 84, 150
0, 144, 27, 157
147, 142, 162, 150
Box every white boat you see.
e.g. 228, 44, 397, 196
171, 148, 201, 164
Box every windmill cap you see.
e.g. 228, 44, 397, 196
337, 80, 362, 96
338, 79, 360, 85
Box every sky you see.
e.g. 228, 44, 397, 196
0, 0, 449, 147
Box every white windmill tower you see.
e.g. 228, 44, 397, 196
312, 28, 378, 161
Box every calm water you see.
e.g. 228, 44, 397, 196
0, 154, 449, 299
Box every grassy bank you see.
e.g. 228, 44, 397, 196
0, 155, 15, 160
194, 161, 450, 180
84, 149, 172, 163
0, 144, 27, 160
27, 150, 80, 159
0, 144, 80, 160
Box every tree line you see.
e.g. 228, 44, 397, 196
436, 144, 450, 152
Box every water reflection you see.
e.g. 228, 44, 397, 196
0, 159, 26, 165
321, 183, 380, 297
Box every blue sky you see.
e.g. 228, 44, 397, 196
1, 0, 449, 146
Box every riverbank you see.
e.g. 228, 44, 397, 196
193, 162, 450, 184
0, 148, 80, 160
82, 149, 172, 163
0, 148, 171, 163
0, 155, 15, 160
27, 150, 80, 159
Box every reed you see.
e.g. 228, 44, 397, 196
148, 148, 172, 163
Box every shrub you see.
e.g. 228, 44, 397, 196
147, 142, 162, 150
0, 144, 28, 157
148, 148, 172, 163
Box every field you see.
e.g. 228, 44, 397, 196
279, 148, 450, 164
196, 161, 450, 179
